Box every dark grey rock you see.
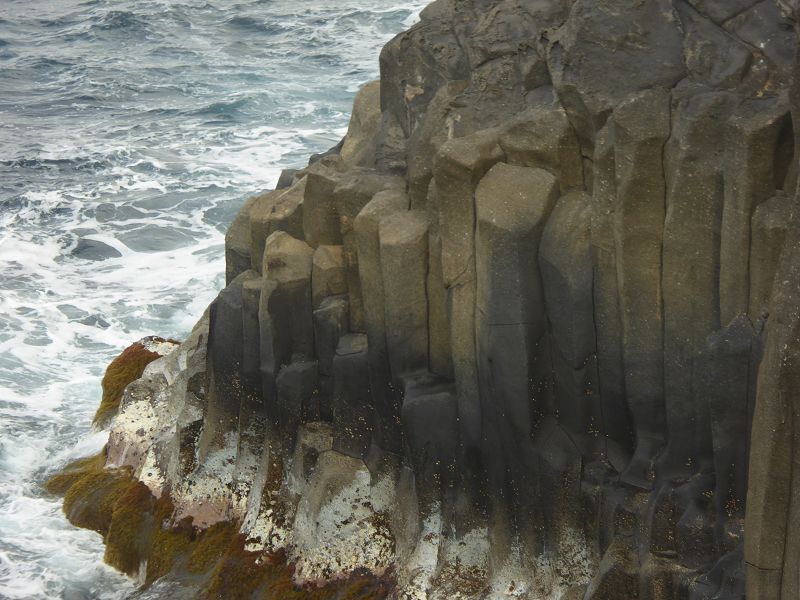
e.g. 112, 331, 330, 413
71, 238, 122, 261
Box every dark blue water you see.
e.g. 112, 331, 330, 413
0, 2, 425, 598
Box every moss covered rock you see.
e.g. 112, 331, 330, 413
93, 336, 179, 428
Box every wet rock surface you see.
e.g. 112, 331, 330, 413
51, 1, 800, 598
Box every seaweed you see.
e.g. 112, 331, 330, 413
92, 339, 166, 427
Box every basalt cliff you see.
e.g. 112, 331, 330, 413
50, 0, 800, 598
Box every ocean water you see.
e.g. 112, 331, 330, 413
0, 1, 426, 598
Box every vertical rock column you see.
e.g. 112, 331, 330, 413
660, 92, 730, 477
474, 162, 559, 540
258, 231, 315, 444
611, 88, 671, 488
354, 190, 407, 452
433, 129, 503, 452
539, 190, 601, 456
202, 270, 260, 452
333, 170, 404, 332
719, 98, 789, 324
591, 123, 633, 469
746, 211, 800, 599
379, 210, 429, 384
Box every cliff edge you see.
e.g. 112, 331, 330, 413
51, 1, 800, 598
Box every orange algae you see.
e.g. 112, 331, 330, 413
93, 338, 171, 428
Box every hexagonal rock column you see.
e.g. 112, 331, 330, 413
746, 211, 800, 600
333, 169, 404, 332
590, 123, 632, 470
498, 104, 584, 193
313, 295, 349, 421
303, 168, 343, 249
276, 360, 320, 451
331, 333, 373, 459
205, 270, 261, 443
539, 190, 601, 456
379, 210, 429, 384
249, 178, 306, 272
401, 374, 458, 510
660, 91, 732, 479
433, 128, 504, 449
610, 88, 671, 488
258, 231, 314, 418
475, 162, 559, 526
225, 196, 257, 285
311, 245, 346, 309
354, 189, 407, 452
720, 97, 790, 325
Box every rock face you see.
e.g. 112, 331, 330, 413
55, 1, 800, 599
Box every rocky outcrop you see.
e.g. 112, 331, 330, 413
51, 1, 800, 598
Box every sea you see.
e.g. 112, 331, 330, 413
0, 1, 427, 598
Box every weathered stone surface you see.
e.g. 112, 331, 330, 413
499, 103, 584, 192
750, 192, 792, 317
249, 178, 306, 272
434, 128, 504, 447
333, 169, 404, 332
331, 334, 373, 459
720, 97, 790, 324
746, 210, 800, 598
546, 0, 684, 152
353, 189, 407, 452
679, 3, 755, 90
258, 232, 314, 415
611, 88, 671, 488
225, 196, 256, 285
311, 244, 346, 309
379, 210, 429, 383
340, 80, 382, 167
